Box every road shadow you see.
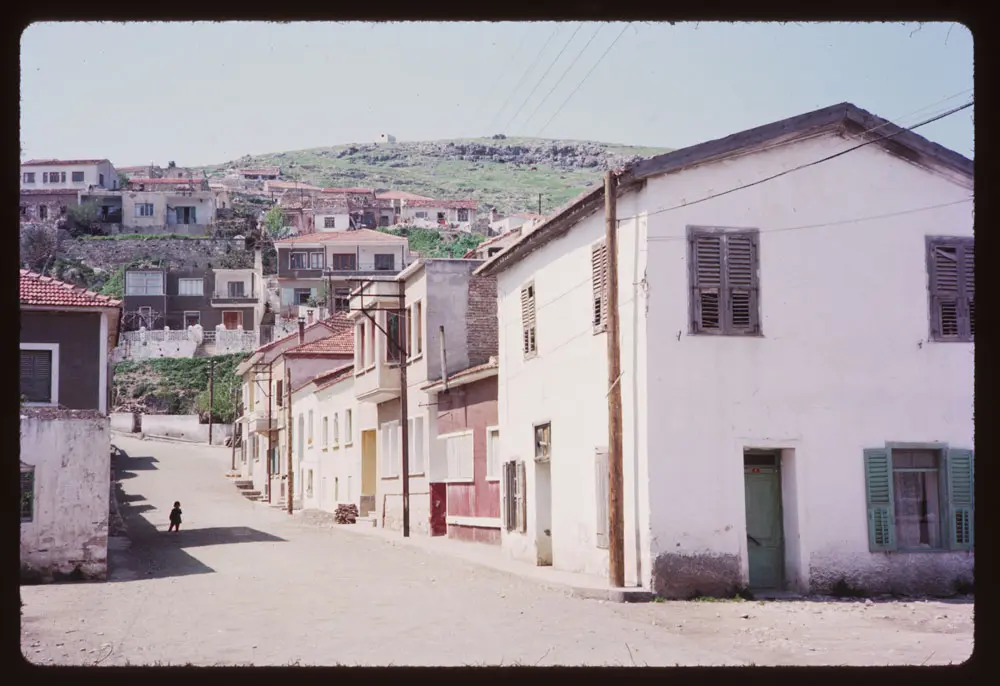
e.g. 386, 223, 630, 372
109, 447, 286, 583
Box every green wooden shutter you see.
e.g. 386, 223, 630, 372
864, 448, 896, 551
946, 448, 974, 550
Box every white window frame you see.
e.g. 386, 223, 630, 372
289, 252, 308, 269
308, 410, 314, 446
20, 342, 60, 407
136, 202, 155, 217
380, 420, 401, 479
408, 416, 425, 475
322, 416, 329, 449
344, 409, 353, 446
486, 425, 500, 481
324, 216, 336, 229
333, 412, 340, 447
440, 429, 474, 483
177, 278, 204, 296
125, 271, 164, 296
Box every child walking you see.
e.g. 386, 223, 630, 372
168, 501, 182, 532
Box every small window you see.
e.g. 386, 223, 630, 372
307, 469, 314, 497
408, 416, 424, 474
20, 347, 56, 404
486, 428, 501, 480
308, 410, 314, 445
521, 283, 537, 357
927, 237, 974, 342
592, 241, 608, 332
502, 460, 527, 533
227, 281, 246, 298
177, 278, 204, 296
72, 171, 85, 183
136, 203, 155, 217
413, 300, 423, 356
99, 173, 105, 186
322, 416, 329, 447
332, 254, 357, 271
23, 172, 36, 183
294, 288, 312, 305
415, 211, 427, 219
333, 413, 340, 446
324, 216, 336, 229
356, 324, 366, 368
345, 409, 353, 445
276, 380, 284, 407
443, 431, 474, 480
380, 420, 401, 478
334, 288, 350, 312
534, 422, 551, 462
374, 254, 395, 271
21, 465, 36, 522
309, 252, 324, 269
386, 312, 403, 363
379, 215, 390, 227
289, 252, 308, 269
457, 208, 470, 222
689, 227, 760, 335
38, 205, 48, 220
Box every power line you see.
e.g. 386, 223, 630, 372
537, 22, 631, 136
616, 99, 973, 222
468, 26, 534, 135
503, 23, 585, 134
520, 24, 605, 132
485, 25, 561, 135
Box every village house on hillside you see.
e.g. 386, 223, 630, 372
239, 166, 281, 181
20, 270, 122, 583
20, 158, 120, 227
477, 102, 974, 599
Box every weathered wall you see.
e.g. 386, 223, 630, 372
109, 412, 136, 433
20, 409, 110, 582
113, 333, 198, 362
140, 413, 232, 445
20, 310, 102, 410
465, 273, 497, 367
59, 238, 249, 272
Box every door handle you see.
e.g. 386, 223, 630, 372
747, 534, 761, 546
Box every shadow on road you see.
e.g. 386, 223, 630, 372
110, 446, 285, 583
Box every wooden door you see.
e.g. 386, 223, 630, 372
223, 311, 243, 330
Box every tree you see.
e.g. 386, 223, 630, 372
63, 201, 102, 237
20, 226, 59, 273
264, 205, 288, 238
167, 161, 177, 169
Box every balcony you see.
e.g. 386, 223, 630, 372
347, 277, 401, 318
250, 413, 279, 435
211, 288, 258, 306
282, 268, 325, 280
353, 360, 401, 404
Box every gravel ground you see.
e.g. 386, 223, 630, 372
20, 435, 974, 667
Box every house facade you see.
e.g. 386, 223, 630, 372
122, 267, 258, 333
20, 270, 122, 582
478, 102, 974, 598
400, 198, 478, 231
20, 189, 78, 226
20, 158, 120, 191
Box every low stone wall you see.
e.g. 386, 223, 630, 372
20, 408, 111, 583
109, 412, 136, 433
140, 413, 232, 446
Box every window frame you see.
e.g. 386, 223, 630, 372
374, 253, 395, 271
136, 202, 155, 218
309, 251, 325, 270
333, 412, 340, 447
20, 343, 60, 407
323, 216, 336, 229
926, 235, 974, 342
21, 464, 36, 523
687, 225, 762, 337
332, 254, 357, 271
23, 172, 36, 184
289, 252, 309, 269
72, 171, 85, 183
521, 282, 537, 359
344, 409, 353, 446
380, 420, 401, 479
125, 271, 164, 296
322, 416, 329, 449
440, 429, 475, 483
485, 426, 501, 481
176, 278, 204, 296
591, 240, 608, 334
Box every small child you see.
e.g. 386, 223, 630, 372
168, 501, 182, 532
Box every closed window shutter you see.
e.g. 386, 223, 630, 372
20, 350, 52, 403
521, 285, 536, 354
515, 460, 527, 533
964, 243, 974, 338
929, 238, 973, 341
946, 448, 974, 550
502, 461, 514, 531
592, 242, 608, 330
595, 448, 609, 549
692, 234, 723, 332
725, 232, 759, 334
864, 448, 896, 551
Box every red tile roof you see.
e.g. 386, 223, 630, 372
20, 269, 122, 309
463, 227, 522, 258
22, 159, 108, 166
313, 364, 356, 391
322, 187, 375, 194
405, 198, 478, 210
421, 360, 498, 390
376, 190, 435, 201
275, 228, 408, 245
127, 177, 203, 184
240, 166, 281, 175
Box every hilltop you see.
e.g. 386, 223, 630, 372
194, 136, 671, 215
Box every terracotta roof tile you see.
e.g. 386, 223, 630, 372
463, 227, 522, 258
275, 228, 408, 245
286, 315, 354, 356
421, 359, 498, 390
322, 187, 375, 194
20, 269, 122, 309
405, 198, 478, 210
313, 364, 355, 391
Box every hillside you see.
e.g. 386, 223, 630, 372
197, 136, 671, 215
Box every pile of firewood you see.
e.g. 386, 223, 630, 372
334, 503, 359, 524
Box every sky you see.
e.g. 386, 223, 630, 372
20, 21, 973, 167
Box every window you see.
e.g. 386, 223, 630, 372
72, 171, 85, 183
443, 431, 474, 480
374, 254, 395, 271
927, 237, 974, 342
592, 241, 608, 332
502, 460, 527, 533
595, 448, 609, 548
333, 413, 340, 446
294, 288, 312, 305
183, 311, 201, 328
334, 288, 350, 312
99, 173, 105, 186
177, 278, 204, 296
412, 300, 423, 356
534, 422, 551, 462
345, 409, 353, 445
136, 203, 154, 217
227, 281, 246, 298
42, 172, 48, 183
175, 207, 198, 224
332, 254, 357, 271
408, 416, 425, 474
689, 227, 760, 335
356, 324, 366, 368
458, 208, 470, 222
289, 252, 308, 269
386, 312, 403, 363
864, 446, 974, 552
335, 477, 340, 501
138, 306, 154, 327
324, 216, 336, 229
38, 205, 48, 220
276, 380, 284, 407
381, 420, 400, 478
297, 414, 305, 459
415, 211, 427, 219
486, 427, 500, 480
20, 344, 58, 405
125, 271, 164, 296
521, 283, 537, 357
379, 215, 390, 227
21, 465, 35, 523
309, 252, 324, 269
23, 172, 35, 183
308, 410, 314, 445
307, 469, 314, 497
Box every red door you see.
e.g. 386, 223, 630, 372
223, 311, 243, 330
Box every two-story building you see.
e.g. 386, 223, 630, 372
273, 228, 411, 316
121, 177, 217, 234
477, 102, 974, 599
346, 258, 498, 537
122, 266, 259, 333
20, 158, 120, 192
399, 198, 479, 231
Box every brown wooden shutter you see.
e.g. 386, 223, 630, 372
928, 238, 973, 341
591, 242, 608, 331
520, 284, 536, 355
725, 232, 759, 334
964, 242, 974, 338
691, 234, 723, 332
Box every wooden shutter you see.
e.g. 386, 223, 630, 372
595, 448, 609, 549
964, 243, 974, 338
725, 232, 759, 334
502, 461, 515, 531
691, 233, 723, 332
946, 448, 974, 550
929, 238, 974, 341
515, 460, 527, 533
591, 242, 608, 331
520, 285, 536, 355
20, 350, 52, 403
864, 448, 896, 551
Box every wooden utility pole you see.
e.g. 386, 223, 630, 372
266, 364, 272, 502
538, 193, 542, 215
604, 170, 625, 589
286, 367, 294, 515
208, 359, 216, 445
398, 279, 410, 538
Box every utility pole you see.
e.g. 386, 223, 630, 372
230, 385, 239, 472
398, 279, 410, 537
604, 170, 625, 589
286, 367, 294, 515
208, 359, 215, 445
266, 363, 273, 502
538, 193, 542, 215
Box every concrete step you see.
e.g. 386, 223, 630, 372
241, 490, 261, 498
234, 481, 255, 489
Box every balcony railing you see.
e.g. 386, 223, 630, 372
212, 290, 258, 303
99, 210, 123, 224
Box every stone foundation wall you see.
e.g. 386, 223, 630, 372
59, 237, 249, 271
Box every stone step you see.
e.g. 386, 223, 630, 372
234, 481, 255, 489
241, 490, 262, 498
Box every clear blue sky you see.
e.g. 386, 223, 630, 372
20, 21, 973, 167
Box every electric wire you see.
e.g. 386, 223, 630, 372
502, 23, 585, 134
485, 25, 562, 135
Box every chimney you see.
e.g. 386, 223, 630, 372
306, 309, 314, 326
298, 316, 305, 346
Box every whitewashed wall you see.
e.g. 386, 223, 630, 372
140, 414, 233, 445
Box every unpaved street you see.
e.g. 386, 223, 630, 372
20, 436, 973, 667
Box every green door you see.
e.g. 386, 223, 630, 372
744, 455, 784, 589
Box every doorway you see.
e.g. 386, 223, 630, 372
743, 451, 785, 590
360, 429, 377, 516
223, 310, 243, 330
184, 311, 201, 328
